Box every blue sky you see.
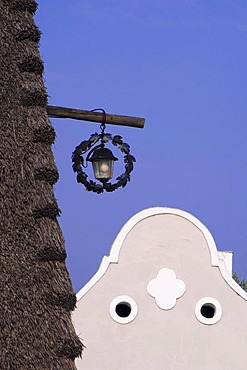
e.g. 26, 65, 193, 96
36, 1, 247, 292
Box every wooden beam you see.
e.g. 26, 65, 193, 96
47, 105, 145, 129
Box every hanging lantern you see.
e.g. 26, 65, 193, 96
88, 146, 118, 183
72, 109, 135, 194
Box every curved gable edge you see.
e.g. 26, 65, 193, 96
76, 207, 247, 301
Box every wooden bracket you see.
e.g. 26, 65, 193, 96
47, 105, 145, 129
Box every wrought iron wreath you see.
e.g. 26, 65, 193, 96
72, 131, 136, 194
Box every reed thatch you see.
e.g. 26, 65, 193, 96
0, 1, 83, 368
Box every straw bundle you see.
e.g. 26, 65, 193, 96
30, 108, 57, 144
33, 142, 59, 185
3, 0, 38, 14
0, 1, 83, 368
36, 218, 67, 262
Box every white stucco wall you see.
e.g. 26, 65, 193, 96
74, 208, 247, 370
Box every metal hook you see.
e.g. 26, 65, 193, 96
90, 108, 106, 134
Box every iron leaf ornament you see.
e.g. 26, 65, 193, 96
72, 132, 136, 194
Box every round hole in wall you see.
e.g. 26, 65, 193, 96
200, 303, 215, 318
195, 297, 222, 325
110, 295, 138, 324
115, 302, 131, 317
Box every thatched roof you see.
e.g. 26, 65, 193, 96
0, 1, 83, 368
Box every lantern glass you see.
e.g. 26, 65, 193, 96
88, 146, 118, 183
92, 158, 115, 182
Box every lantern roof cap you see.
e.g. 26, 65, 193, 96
88, 147, 118, 162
